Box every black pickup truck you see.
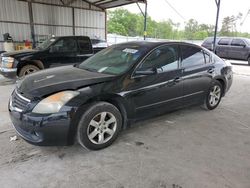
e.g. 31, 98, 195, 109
0, 36, 105, 78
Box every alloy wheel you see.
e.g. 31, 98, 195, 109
208, 85, 221, 107
87, 112, 117, 145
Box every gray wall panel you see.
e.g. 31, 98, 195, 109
33, 3, 72, 25
0, 22, 31, 41
0, 0, 106, 45
0, 0, 29, 23
34, 25, 73, 36
75, 28, 105, 40
75, 9, 105, 28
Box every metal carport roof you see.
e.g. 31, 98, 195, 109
82, 0, 146, 9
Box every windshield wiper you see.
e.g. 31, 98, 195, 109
81, 66, 97, 72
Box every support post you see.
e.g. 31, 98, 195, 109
213, 0, 221, 53
105, 10, 107, 40
72, 7, 75, 35
143, 1, 147, 40
28, 1, 36, 48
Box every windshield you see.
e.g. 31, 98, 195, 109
36, 38, 57, 50
78, 44, 146, 75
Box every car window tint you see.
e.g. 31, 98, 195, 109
79, 44, 146, 75
181, 45, 205, 67
78, 38, 92, 53
53, 38, 77, 52
139, 45, 178, 72
231, 39, 245, 46
218, 38, 230, 45
91, 39, 99, 45
204, 38, 213, 44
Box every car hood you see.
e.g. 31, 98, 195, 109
2, 49, 39, 59
17, 65, 115, 98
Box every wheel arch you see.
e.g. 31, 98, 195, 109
17, 60, 44, 76
214, 77, 226, 96
86, 94, 130, 129
67, 94, 131, 145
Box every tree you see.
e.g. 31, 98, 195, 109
184, 19, 199, 40
107, 9, 249, 40
107, 8, 176, 38
108, 9, 140, 36
220, 13, 243, 36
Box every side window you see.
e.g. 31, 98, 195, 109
181, 46, 205, 67
218, 38, 230, 45
78, 38, 92, 53
52, 38, 77, 53
231, 39, 245, 46
138, 45, 178, 72
91, 39, 99, 45
204, 51, 211, 63
204, 38, 213, 45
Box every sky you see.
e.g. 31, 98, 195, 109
111, 0, 250, 33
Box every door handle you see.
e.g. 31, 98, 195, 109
173, 77, 181, 83
207, 68, 215, 74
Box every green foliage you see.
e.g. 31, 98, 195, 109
220, 13, 247, 37
107, 9, 250, 40
107, 9, 177, 39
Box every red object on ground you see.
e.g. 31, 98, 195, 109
25, 40, 31, 47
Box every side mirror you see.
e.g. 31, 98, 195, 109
135, 68, 157, 76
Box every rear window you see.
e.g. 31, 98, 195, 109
218, 38, 230, 45
203, 38, 213, 44
231, 39, 245, 46
203, 37, 220, 45
78, 38, 92, 53
91, 39, 106, 44
181, 45, 205, 67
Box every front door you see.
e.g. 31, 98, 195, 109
124, 44, 183, 117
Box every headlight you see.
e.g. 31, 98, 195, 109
32, 91, 79, 114
1, 57, 14, 68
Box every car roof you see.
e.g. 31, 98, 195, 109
114, 41, 201, 51
52, 36, 90, 39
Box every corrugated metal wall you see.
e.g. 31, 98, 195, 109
0, 0, 106, 51
75, 9, 105, 39
0, 0, 30, 42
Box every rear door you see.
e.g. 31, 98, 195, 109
125, 44, 183, 117
45, 37, 78, 67
180, 44, 214, 105
229, 39, 248, 60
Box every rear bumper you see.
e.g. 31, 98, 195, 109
9, 110, 73, 146
0, 67, 17, 79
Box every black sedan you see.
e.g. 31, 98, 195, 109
9, 41, 233, 150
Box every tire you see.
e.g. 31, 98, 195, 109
203, 80, 223, 110
248, 57, 250, 65
19, 65, 40, 77
77, 102, 122, 150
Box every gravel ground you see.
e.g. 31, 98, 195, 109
0, 61, 250, 188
